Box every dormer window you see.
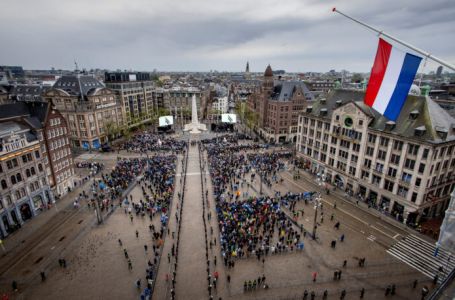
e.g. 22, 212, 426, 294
410, 110, 419, 120
415, 126, 426, 137
385, 121, 396, 131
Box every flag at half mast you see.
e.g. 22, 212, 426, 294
364, 38, 422, 121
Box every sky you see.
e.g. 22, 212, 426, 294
1, 0, 454, 73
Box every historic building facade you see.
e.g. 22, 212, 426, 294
43, 75, 124, 149
0, 121, 53, 238
0, 102, 75, 198
247, 65, 314, 143
296, 89, 455, 225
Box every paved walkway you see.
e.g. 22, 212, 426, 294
153, 154, 183, 299
174, 144, 207, 299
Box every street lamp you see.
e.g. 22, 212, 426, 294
312, 193, 322, 239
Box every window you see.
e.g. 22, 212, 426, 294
1, 180, 7, 190
411, 192, 417, 203
408, 144, 419, 155
384, 180, 394, 192
38, 164, 43, 172
375, 163, 384, 173
415, 178, 421, 187
340, 140, 350, 149
379, 137, 389, 147
26, 169, 31, 177
11, 175, 17, 185
398, 186, 408, 198
377, 150, 386, 160
393, 140, 403, 151
364, 159, 372, 168
31, 167, 36, 175
35, 150, 40, 158
368, 134, 377, 144
404, 159, 415, 170
390, 154, 400, 165
418, 163, 425, 174
372, 175, 381, 186
331, 137, 337, 144
361, 170, 369, 180
422, 148, 429, 159
352, 144, 360, 152
366, 147, 374, 156
349, 166, 356, 176
401, 172, 412, 183
387, 168, 397, 178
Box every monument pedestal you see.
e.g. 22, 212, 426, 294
184, 95, 206, 134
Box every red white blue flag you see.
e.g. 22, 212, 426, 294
364, 38, 422, 121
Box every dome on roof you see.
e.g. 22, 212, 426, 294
409, 84, 421, 96
264, 65, 273, 77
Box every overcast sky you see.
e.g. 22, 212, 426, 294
1, 0, 454, 73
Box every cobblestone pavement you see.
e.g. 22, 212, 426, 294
0, 135, 446, 300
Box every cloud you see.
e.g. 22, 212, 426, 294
0, 0, 454, 72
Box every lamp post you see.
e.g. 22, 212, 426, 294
312, 193, 322, 240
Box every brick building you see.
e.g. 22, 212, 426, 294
247, 65, 314, 143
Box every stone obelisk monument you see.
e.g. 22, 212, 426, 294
184, 95, 206, 134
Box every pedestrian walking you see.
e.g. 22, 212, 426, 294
340, 289, 346, 299
11, 281, 18, 292
343, 260, 347, 267
310, 291, 315, 300
118, 239, 122, 246
385, 285, 391, 296
413, 279, 418, 289
168, 253, 171, 263
135, 230, 139, 238
391, 284, 396, 295
40, 271, 46, 282
303, 289, 308, 300
227, 275, 231, 284
128, 259, 133, 270
312, 271, 317, 282
421, 286, 429, 300
340, 234, 345, 242
144, 245, 148, 252
360, 287, 365, 298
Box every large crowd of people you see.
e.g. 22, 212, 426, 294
122, 131, 187, 153
204, 136, 303, 271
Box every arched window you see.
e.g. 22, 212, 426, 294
26, 169, 31, 177
20, 188, 26, 197
31, 167, 36, 175
16, 173, 22, 182
1, 180, 7, 189
15, 190, 21, 199
11, 175, 17, 185
30, 184, 35, 192
6, 195, 12, 205
38, 164, 43, 172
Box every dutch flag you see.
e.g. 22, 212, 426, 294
364, 38, 422, 121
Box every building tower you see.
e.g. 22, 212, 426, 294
245, 61, 251, 80
263, 64, 274, 95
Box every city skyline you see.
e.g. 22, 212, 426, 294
0, 0, 454, 73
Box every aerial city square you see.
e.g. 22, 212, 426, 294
0, 0, 454, 299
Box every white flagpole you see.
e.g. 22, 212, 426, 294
332, 7, 455, 72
